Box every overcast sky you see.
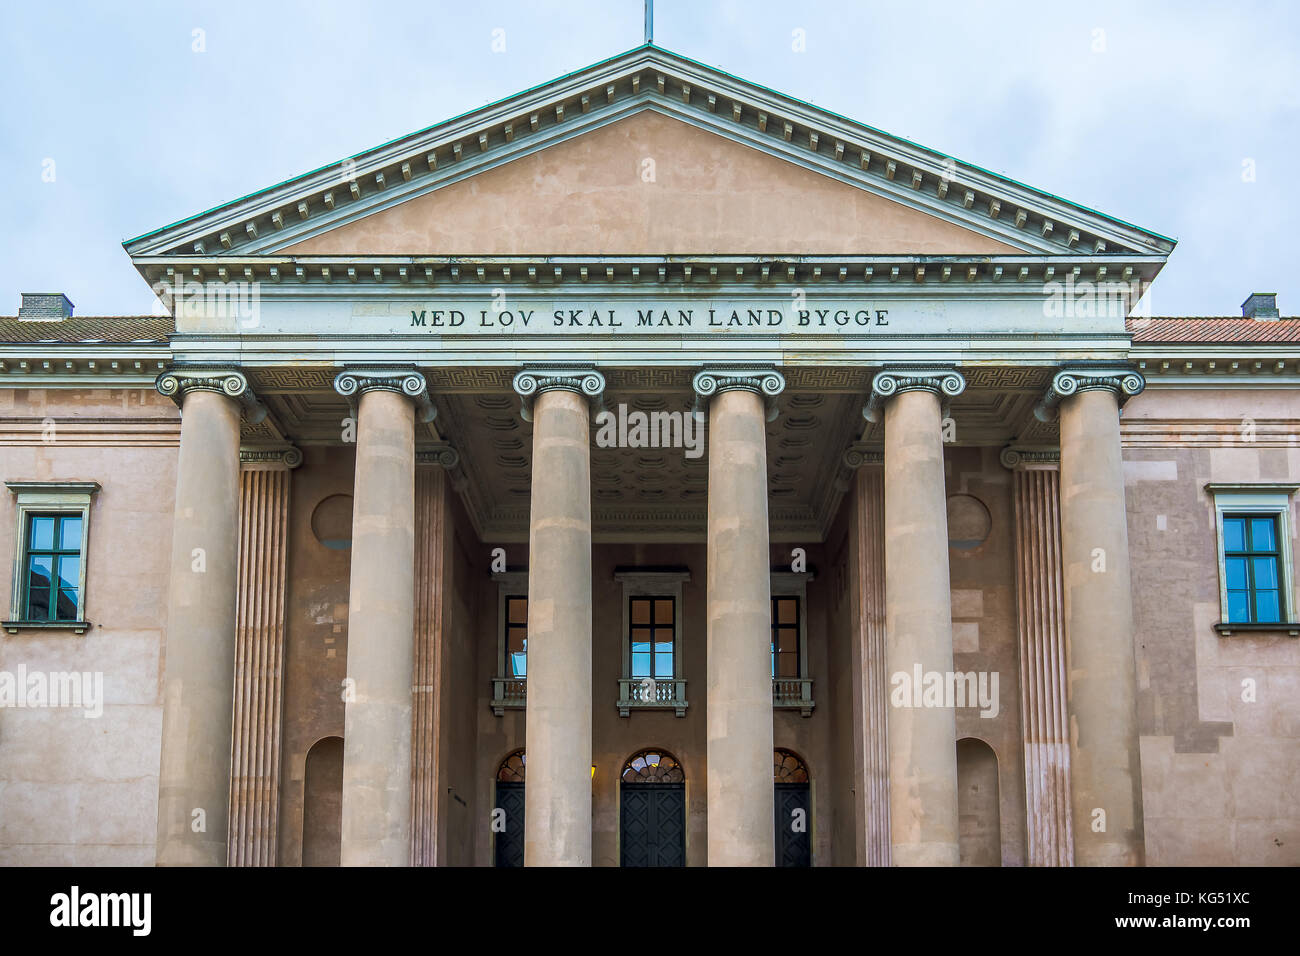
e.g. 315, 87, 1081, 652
2, 0, 1296, 316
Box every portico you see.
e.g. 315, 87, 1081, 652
127, 44, 1174, 867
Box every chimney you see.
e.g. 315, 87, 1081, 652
1241, 292, 1279, 320
18, 292, 74, 320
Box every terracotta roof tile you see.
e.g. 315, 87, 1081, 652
1128, 317, 1300, 343
0, 317, 172, 345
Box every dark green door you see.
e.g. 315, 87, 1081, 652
620, 782, 686, 867
774, 782, 811, 867
494, 781, 525, 867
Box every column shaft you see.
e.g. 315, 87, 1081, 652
523, 388, 593, 866
156, 388, 243, 866
883, 389, 960, 866
1059, 388, 1144, 866
341, 388, 416, 866
705, 388, 774, 866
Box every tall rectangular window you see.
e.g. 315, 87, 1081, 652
1222, 514, 1282, 623
771, 596, 800, 678
1207, 484, 1297, 636
505, 595, 528, 677
6, 481, 98, 634
629, 596, 674, 679
24, 514, 83, 621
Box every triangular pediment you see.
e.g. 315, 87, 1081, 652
125, 45, 1174, 262
282, 110, 1017, 256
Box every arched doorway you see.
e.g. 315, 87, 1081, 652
619, 748, 686, 867
774, 748, 811, 867
493, 749, 526, 868
957, 737, 1001, 866
302, 736, 343, 867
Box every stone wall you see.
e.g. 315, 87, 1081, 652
0, 387, 178, 864
1122, 388, 1300, 866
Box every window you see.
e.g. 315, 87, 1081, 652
630, 596, 675, 679
490, 571, 528, 715
1207, 484, 1298, 636
771, 571, 815, 715
6, 482, 98, 634
1223, 515, 1282, 623
771, 595, 800, 678
505, 594, 528, 677
615, 568, 690, 716
24, 514, 82, 621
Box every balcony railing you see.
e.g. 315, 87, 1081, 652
489, 677, 527, 716
617, 677, 689, 717
773, 677, 815, 716
495, 675, 811, 717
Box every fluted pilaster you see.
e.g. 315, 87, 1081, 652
410, 463, 452, 866
1004, 449, 1074, 867
228, 451, 298, 866
845, 460, 891, 866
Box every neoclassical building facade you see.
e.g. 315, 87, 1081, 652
1, 45, 1297, 867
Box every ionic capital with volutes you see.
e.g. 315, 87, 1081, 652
862, 366, 966, 423
1033, 365, 1144, 422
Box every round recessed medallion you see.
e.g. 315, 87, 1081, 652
311, 494, 354, 550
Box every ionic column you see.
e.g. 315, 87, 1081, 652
154, 368, 266, 866
864, 367, 966, 867
513, 367, 605, 867
1036, 368, 1146, 866
228, 446, 301, 867
693, 366, 785, 867
1001, 446, 1074, 867
333, 369, 435, 867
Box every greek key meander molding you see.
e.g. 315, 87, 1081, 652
1033, 366, 1145, 422
332, 367, 436, 422
999, 446, 1061, 470
156, 367, 268, 424
862, 366, 966, 422
692, 366, 786, 422
511, 365, 606, 421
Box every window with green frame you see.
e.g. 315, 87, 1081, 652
23, 513, 83, 622
1222, 514, 1283, 623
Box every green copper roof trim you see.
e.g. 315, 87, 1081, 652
125, 41, 1174, 249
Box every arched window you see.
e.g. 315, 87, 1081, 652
497, 749, 526, 782
773, 747, 810, 783
621, 748, 685, 784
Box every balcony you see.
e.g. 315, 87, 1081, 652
773, 678, 815, 717
495, 675, 810, 717
489, 677, 527, 716
617, 677, 689, 717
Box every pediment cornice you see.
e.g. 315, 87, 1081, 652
124, 46, 1175, 267
132, 252, 1167, 295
